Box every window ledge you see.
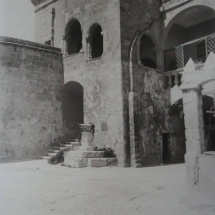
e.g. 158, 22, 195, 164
86, 56, 102, 62
63, 51, 85, 58
139, 63, 160, 73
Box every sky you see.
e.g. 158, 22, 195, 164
0, 0, 35, 41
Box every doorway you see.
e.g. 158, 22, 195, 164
62, 81, 83, 141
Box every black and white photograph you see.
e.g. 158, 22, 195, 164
0, 0, 215, 214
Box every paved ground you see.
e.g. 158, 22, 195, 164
0, 160, 214, 215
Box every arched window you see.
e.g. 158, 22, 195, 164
89, 24, 103, 59
65, 19, 82, 55
140, 35, 157, 69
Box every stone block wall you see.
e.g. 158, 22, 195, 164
0, 37, 63, 161
34, 0, 126, 166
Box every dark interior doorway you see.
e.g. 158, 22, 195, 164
162, 133, 171, 164
202, 95, 215, 151
62, 81, 83, 141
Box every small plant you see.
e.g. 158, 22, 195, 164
94, 147, 116, 158
48, 147, 72, 165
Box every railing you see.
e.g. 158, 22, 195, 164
164, 34, 215, 72
164, 69, 183, 88
164, 63, 204, 89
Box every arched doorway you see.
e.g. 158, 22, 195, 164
163, 6, 215, 71
62, 81, 83, 141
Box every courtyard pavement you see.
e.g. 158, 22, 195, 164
0, 160, 214, 215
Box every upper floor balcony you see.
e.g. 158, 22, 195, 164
164, 33, 215, 72
164, 33, 215, 88
162, 3, 215, 88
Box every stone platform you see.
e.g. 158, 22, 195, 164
63, 150, 117, 168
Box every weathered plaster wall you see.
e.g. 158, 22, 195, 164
0, 37, 63, 161
133, 66, 166, 165
34, 0, 126, 166
120, 0, 185, 166
120, 0, 166, 166
131, 64, 185, 165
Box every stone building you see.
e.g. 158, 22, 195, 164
0, 37, 63, 160
0, 0, 215, 169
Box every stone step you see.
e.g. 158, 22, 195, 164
65, 142, 80, 146
88, 158, 117, 167
58, 147, 68, 150
53, 150, 60, 153
64, 151, 104, 159
64, 144, 75, 147
63, 150, 117, 168
70, 139, 81, 142
63, 157, 117, 168
64, 158, 88, 168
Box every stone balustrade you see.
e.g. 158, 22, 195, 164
164, 69, 182, 88
164, 63, 205, 89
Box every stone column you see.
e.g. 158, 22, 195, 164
79, 124, 94, 151
62, 35, 66, 56
129, 92, 141, 168
181, 86, 205, 193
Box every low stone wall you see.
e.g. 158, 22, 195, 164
0, 37, 63, 161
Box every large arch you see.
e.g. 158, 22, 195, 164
65, 19, 82, 55
162, 4, 215, 71
62, 81, 84, 141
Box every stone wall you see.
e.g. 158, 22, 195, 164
120, 0, 164, 166
120, 0, 185, 166
32, 0, 186, 167
34, 0, 126, 166
0, 37, 63, 161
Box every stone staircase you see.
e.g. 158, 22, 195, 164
63, 150, 117, 168
42, 139, 81, 160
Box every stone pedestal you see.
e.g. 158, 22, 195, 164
63, 150, 117, 168
79, 124, 94, 151
63, 123, 117, 168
